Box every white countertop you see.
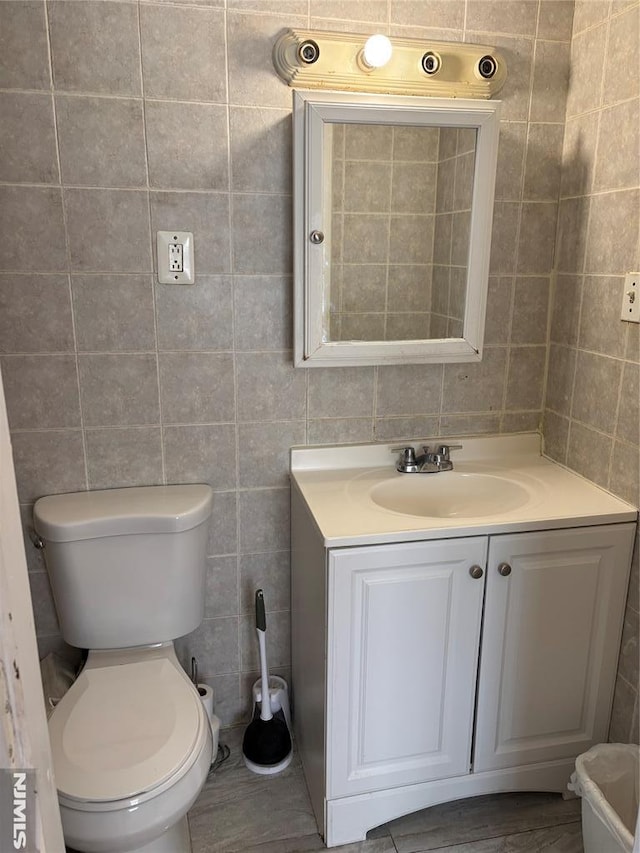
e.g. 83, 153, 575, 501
290, 434, 638, 547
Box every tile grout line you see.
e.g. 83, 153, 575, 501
222, 2, 244, 693
535, 0, 557, 440
594, 5, 621, 490
390, 818, 583, 853
565, 0, 614, 479
136, 0, 167, 487
42, 0, 91, 493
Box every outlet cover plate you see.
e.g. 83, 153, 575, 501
157, 231, 195, 284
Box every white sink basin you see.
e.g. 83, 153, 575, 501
290, 435, 638, 544
369, 472, 531, 518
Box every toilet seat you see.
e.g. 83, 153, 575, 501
49, 657, 205, 806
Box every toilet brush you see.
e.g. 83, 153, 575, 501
242, 590, 292, 775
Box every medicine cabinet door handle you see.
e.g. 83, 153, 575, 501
469, 565, 484, 580
497, 562, 512, 576
309, 230, 324, 244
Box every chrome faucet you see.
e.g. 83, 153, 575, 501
392, 444, 463, 474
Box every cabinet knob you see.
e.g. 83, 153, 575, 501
309, 230, 325, 244
497, 562, 512, 576
469, 565, 484, 579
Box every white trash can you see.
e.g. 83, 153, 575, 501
569, 744, 639, 853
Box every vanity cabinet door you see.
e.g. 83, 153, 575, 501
473, 523, 636, 773
327, 536, 488, 798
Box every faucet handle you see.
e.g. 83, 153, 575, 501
435, 444, 463, 461
391, 445, 416, 461
391, 446, 419, 472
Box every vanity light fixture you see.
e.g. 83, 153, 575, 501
359, 34, 393, 70
273, 28, 506, 98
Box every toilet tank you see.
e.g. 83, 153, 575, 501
33, 485, 213, 649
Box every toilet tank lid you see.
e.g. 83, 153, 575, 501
34, 485, 213, 542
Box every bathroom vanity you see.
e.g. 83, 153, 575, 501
289, 434, 637, 847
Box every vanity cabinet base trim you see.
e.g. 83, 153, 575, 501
324, 757, 576, 847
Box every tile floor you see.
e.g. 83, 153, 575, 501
188, 729, 584, 853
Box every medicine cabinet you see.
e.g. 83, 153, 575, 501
292, 90, 501, 367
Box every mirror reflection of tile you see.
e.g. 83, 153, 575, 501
329, 124, 475, 342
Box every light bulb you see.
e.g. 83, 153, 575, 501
361, 34, 392, 69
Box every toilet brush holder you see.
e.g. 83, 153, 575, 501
252, 675, 291, 734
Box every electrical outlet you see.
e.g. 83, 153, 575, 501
157, 231, 194, 284
620, 272, 640, 323
169, 242, 183, 272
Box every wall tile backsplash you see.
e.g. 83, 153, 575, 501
0, 0, 637, 738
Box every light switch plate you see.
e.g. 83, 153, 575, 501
157, 231, 195, 285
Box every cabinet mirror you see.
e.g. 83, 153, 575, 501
293, 91, 500, 367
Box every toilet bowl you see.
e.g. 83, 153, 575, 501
33, 485, 215, 853
49, 645, 212, 853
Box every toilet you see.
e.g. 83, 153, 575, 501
33, 485, 214, 853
